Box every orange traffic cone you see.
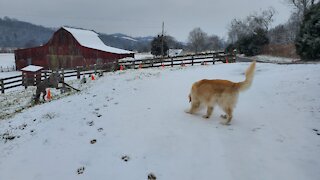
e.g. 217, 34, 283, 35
139, 64, 142, 69
120, 65, 124, 71
91, 74, 95, 80
226, 57, 229, 64
46, 88, 51, 101
161, 63, 165, 69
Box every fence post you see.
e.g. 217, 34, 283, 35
22, 73, 25, 88
191, 56, 194, 66
151, 59, 154, 67
0, 79, 4, 94
94, 64, 97, 74
61, 68, 65, 89
213, 53, 215, 64
171, 58, 173, 67
132, 60, 135, 69
77, 66, 80, 79
36, 73, 41, 85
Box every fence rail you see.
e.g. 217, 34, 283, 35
0, 62, 116, 94
119, 51, 235, 69
0, 52, 235, 93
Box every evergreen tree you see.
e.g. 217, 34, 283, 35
151, 35, 169, 56
236, 28, 269, 56
295, 2, 320, 60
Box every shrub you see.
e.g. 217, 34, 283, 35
295, 3, 320, 60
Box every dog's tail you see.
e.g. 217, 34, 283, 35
237, 61, 256, 92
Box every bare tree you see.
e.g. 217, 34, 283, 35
187, 27, 208, 53
206, 35, 224, 51
249, 7, 276, 31
227, 7, 276, 44
287, 0, 319, 15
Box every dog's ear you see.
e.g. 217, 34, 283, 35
188, 95, 191, 103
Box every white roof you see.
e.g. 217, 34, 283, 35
168, 49, 183, 56
62, 27, 134, 55
21, 65, 43, 72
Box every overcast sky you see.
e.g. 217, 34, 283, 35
0, 0, 293, 42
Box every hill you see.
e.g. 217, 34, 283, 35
0, 17, 54, 48
0, 17, 153, 52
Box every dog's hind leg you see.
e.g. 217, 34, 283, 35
203, 106, 213, 119
221, 107, 233, 125
186, 101, 200, 114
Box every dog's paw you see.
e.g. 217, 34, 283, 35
220, 114, 227, 119
220, 121, 231, 126
202, 115, 210, 119
184, 110, 191, 114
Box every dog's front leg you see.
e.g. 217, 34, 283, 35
203, 106, 213, 119
220, 107, 233, 125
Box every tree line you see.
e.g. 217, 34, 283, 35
151, 0, 319, 60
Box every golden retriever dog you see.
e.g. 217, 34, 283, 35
186, 61, 256, 125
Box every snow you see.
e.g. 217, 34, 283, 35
253, 55, 300, 63
121, 36, 138, 42
168, 49, 183, 56
0, 71, 20, 79
21, 65, 43, 72
63, 27, 134, 55
119, 52, 154, 62
0, 53, 15, 70
0, 62, 320, 180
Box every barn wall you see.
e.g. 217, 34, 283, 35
15, 28, 134, 70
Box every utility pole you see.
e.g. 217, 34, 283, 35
161, 21, 164, 58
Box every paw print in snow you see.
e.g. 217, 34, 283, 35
77, 166, 85, 174
121, 155, 130, 162
148, 173, 157, 180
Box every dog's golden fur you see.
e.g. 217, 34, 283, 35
186, 61, 256, 125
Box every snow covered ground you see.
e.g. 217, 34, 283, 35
0, 53, 15, 71
253, 55, 300, 63
0, 62, 320, 180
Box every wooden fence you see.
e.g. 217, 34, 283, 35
119, 51, 235, 69
0, 62, 116, 94
0, 52, 235, 93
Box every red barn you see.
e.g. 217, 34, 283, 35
15, 27, 134, 70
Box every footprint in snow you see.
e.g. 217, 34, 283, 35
30, 129, 36, 135
251, 127, 261, 132
92, 111, 102, 117
148, 173, 157, 180
90, 139, 97, 144
87, 121, 94, 126
121, 155, 130, 162
77, 166, 85, 174
18, 123, 27, 130
313, 129, 320, 136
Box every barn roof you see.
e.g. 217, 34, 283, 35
62, 27, 134, 55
